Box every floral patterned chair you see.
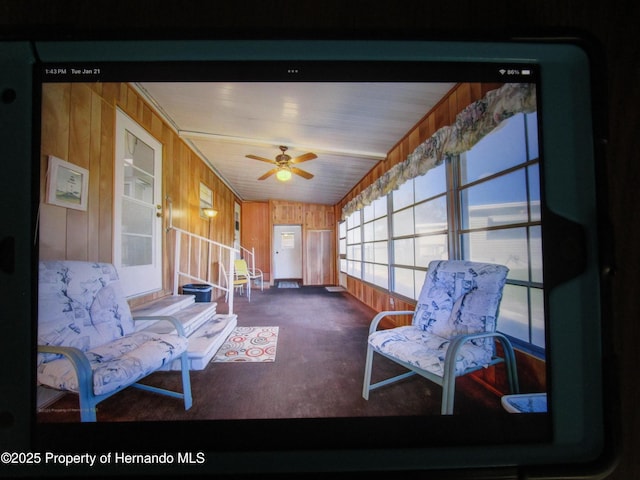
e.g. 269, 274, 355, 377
37, 260, 192, 421
362, 259, 519, 414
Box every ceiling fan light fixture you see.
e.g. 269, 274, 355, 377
276, 167, 292, 182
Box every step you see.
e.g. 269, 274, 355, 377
161, 313, 238, 371
131, 294, 196, 317
141, 301, 218, 337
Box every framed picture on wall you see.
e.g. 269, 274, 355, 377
46, 155, 89, 211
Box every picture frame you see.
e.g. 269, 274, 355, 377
46, 155, 89, 211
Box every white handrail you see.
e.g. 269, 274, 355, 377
239, 245, 264, 290
169, 226, 239, 315
239, 245, 256, 275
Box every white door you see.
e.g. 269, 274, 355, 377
114, 109, 163, 298
273, 225, 302, 280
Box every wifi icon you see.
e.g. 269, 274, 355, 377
499, 69, 507, 75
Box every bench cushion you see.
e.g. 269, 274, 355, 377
37, 331, 188, 396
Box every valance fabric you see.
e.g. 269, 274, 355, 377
341, 83, 537, 219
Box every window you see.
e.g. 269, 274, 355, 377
458, 112, 543, 351
345, 210, 362, 279
362, 196, 389, 288
338, 221, 347, 274
391, 162, 448, 299
343, 112, 543, 353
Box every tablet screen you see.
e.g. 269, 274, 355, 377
0, 38, 609, 476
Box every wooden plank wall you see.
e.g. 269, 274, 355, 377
240, 201, 271, 282
39, 82, 238, 308
241, 200, 336, 286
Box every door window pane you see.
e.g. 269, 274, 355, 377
125, 130, 155, 175
122, 235, 152, 267
122, 198, 153, 236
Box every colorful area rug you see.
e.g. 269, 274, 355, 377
213, 326, 278, 362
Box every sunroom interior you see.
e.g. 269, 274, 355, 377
36, 79, 547, 422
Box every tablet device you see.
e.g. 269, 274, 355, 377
0, 32, 617, 478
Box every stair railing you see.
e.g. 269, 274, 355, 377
168, 226, 239, 315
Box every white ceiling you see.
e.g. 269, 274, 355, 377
136, 81, 455, 205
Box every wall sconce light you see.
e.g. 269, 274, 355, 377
202, 207, 218, 218
276, 167, 292, 182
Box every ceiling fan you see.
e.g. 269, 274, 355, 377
246, 145, 317, 181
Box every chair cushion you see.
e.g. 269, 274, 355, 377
38, 261, 135, 365
368, 326, 493, 377
413, 260, 508, 341
37, 331, 188, 396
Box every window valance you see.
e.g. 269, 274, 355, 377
341, 83, 537, 219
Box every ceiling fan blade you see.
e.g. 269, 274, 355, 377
258, 168, 279, 180
291, 167, 314, 179
290, 152, 317, 163
246, 154, 277, 164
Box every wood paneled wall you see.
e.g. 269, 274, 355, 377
240, 201, 271, 281
240, 200, 336, 286
39, 82, 238, 307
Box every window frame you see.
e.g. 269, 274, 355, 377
342, 112, 544, 355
